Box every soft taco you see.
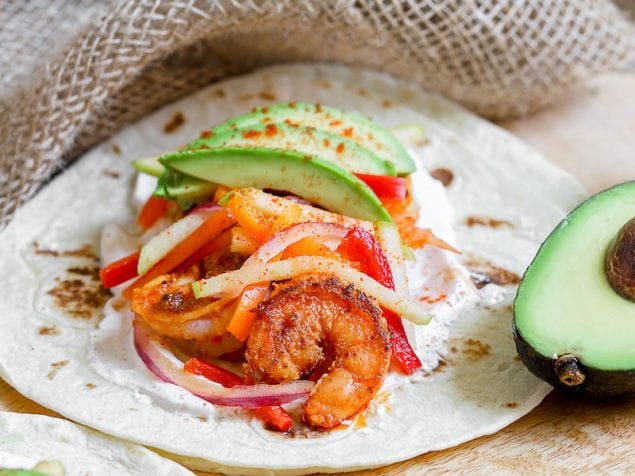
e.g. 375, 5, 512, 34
0, 411, 192, 475
0, 64, 586, 474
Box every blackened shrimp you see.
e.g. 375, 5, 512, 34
131, 269, 241, 358
244, 276, 391, 429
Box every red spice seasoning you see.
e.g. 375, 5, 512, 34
265, 124, 278, 137
242, 130, 262, 139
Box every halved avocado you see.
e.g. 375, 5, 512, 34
513, 181, 635, 396
160, 147, 392, 222
184, 123, 396, 176
209, 102, 415, 175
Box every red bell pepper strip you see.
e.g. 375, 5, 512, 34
99, 251, 140, 289
137, 196, 172, 230
184, 358, 293, 432
337, 227, 422, 374
353, 173, 407, 201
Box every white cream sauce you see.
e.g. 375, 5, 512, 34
0, 451, 37, 470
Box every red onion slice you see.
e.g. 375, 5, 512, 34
188, 202, 221, 214
133, 321, 312, 407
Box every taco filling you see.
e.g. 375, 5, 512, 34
96, 102, 476, 432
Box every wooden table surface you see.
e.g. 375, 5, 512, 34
2, 72, 634, 475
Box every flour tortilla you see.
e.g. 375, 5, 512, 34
0, 411, 192, 475
0, 64, 586, 474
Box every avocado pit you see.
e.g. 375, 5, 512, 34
605, 217, 635, 302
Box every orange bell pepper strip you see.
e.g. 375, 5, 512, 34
281, 237, 341, 260
227, 193, 270, 244
271, 203, 303, 233
384, 199, 458, 253
137, 196, 172, 230
175, 227, 233, 272
184, 358, 293, 432
122, 209, 235, 300
227, 284, 270, 342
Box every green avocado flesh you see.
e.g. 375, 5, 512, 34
153, 170, 218, 209
208, 102, 415, 175
160, 148, 392, 222
184, 123, 396, 176
514, 181, 635, 372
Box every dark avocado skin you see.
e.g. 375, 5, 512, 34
512, 319, 635, 397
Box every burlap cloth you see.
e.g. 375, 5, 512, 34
0, 1, 633, 231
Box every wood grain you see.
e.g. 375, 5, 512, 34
1, 72, 634, 475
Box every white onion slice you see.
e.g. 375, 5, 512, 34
133, 322, 312, 407
243, 222, 349, 268
137, 206, 219, 275
243, 188, 374, 231
375, 222, 408, 294
192, 256, 432, 325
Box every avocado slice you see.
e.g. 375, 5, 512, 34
208, 102, 415, 175
185, 123, 396, 176
513, 181, 635, 396
159, 148, 392, 222
153, 169, 217, 209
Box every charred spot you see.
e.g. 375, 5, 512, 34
259, 91, 276, 101
505, 402, 518, 408
101, 169, 120, 179
47, 273, 111, 319
160, 291, 185, 312
33, 243, 98, 260
38, 326, 59, 336
163, 112, 186, 133
200, 130, 214, 139
47, 360, 68, 380
239, 93, 254, 101
68, 266, 100, 280
462, 338, 491, 361
465, 216, 514, 229
315, 103, 322, 113
382, 99, 393, 108
465, 257, 521, 288
430, 168, 454, 187
111, 143, 121, 155
433, 360, 448, 373
211, 88, 226, 98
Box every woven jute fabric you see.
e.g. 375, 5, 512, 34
0, 1, 633, 230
